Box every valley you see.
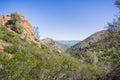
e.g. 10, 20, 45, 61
0, 0, 120, 80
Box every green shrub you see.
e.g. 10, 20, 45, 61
6, 12, 23, 34
4, 44, 18, 54
0, 25, 7, 31
11, 12, 22, 23
1, 32, 16, 43
0, 25, 7, 39
10, 22, 23, 34
84, 52, 98, 64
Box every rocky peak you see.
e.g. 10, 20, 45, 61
0, 12, 35, 41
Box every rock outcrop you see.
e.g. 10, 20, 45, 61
0, 12, 35, 41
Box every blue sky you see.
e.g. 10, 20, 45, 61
0, 0, 118, 40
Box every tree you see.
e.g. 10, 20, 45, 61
11, 12, 22, 23
115, 0, 120, 8
33, 26, 40, 40
107, 19, 120, 33
106, 0, 120, 47
107, 0, 120, 33
106, 1, 120, 79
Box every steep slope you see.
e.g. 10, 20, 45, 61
57, 40, 80, 46
41, 38, 69, 53
67, 30, 108, 54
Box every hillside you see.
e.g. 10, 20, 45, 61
67, 30, 108, 54
57, 40, 80, 46
41, 38, 69, 53
0, 12, 104, 80
66, 29, 120, 79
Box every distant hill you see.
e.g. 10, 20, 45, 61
57, 40, 80, 46
67, 30, 108, 54
41, 38, 69, 53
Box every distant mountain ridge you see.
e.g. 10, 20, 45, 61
57, 40, 80, 46
41, 38, 69, 53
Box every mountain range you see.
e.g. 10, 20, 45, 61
57, 40, 80, 46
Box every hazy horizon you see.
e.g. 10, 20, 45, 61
0, 0, 118, 40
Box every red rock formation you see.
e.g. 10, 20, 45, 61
0, 12, 35, 41
0, 15, 11, 25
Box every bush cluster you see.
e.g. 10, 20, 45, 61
6, 12, 23, 34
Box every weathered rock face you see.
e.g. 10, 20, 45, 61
0, 15, 11, 25
0, 12, 35, 41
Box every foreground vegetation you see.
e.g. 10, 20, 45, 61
0, 24, 104, 80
